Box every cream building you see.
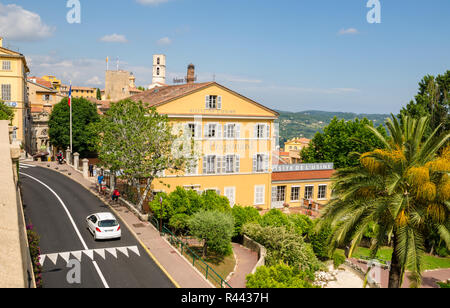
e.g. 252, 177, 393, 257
0, 37, 30, 146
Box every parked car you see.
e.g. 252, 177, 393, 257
86, 212, 121, 240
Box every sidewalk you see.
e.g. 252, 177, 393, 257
227, 243, 258, 288
27, 160, 213, 288
348, 258, 450, 288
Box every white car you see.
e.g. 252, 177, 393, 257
86, 212, 121, 240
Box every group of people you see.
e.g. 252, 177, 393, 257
97, 173, 121, 203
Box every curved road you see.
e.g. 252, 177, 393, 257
20, 164, 175, 288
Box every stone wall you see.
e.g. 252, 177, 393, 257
242, 235, 266, 274
0, 120, 35, 287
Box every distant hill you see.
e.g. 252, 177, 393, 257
275, 110, 390, 146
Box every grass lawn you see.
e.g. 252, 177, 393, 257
337, 246, 450, 271
180, 245, 236, 288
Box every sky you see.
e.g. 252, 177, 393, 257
0, 0, 449, 114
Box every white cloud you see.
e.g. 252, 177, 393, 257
338, 28, 359, 35
0, 3, 54, 41
100, 34, 128, 43
136, 0, 171, 5
157, 37, 172, 46
86, 76, 103, 86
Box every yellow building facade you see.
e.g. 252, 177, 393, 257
129, 82, 278, 209
0, 37, 30, 145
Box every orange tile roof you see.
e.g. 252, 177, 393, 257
128, 82, 214, 107
272, 169, 335, 182
28, 77, 53, 89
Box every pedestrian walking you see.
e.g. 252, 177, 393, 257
89, 164, 94, 177
97, 173, 104, 193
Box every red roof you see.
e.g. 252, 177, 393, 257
272, 169, 335, 182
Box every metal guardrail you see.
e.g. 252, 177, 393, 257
149, 216, 232, 288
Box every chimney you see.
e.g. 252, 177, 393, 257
186, 64, 195, 84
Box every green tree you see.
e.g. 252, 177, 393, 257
96, 88, 102, 100
48, 97, 100, 156
0, 100, 14, 123
399, 71, 450, 137
246, 263, 317, 288
260, 209, 292, 229
97, 99, 196, 212
321, 115, 450, 288
300, 117, 388, 168
231, 205, 261, 237
188, 210, 234, 257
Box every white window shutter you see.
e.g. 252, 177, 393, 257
266, 124, 271, 139
217, 124, 222, 139
204, 124, 209, 138
235, 155, 240, 173
203, 157, 207, 174
216, 156, 222, 174
196, 123, 202, 138
236, 124, 241, 139
252, 155, 257, 172
217, 96, 222, 109
205, 95, 210, 109
224, 124, 229, 139
254, 124, 258, 138
222, 156, 227, 174
264, 154, 269, 172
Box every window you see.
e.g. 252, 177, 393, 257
2, 61, 11, 71
203, 155, 217, 174
225, 123, 240, 139
1, 84, 11, 101
185, 162, 198, 176
225, 187, 236, 207
187, 123, 196, 138
157, 57, 160, 65
205, 95, 222, 109
275, 186, 286, 202
253, 154, 269, 173
291, 186, 300, 202
254, 185, 265, 205
204, 123, 221, 139
157, 67, 160, 76
254, 124, 270, 139
305, 186, 314, 200
318, 185, 327, 200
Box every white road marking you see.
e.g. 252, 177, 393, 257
19, 163, 36, 168
20, 172, 110, 288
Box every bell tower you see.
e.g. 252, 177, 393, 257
152, 54, 166, 85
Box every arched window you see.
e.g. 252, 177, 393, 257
157, 58, 160, 65
157, 67, 160, 75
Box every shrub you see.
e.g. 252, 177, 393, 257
168, 213, 190, 235
260, 209, 292, 229
246, 263, 318, 288
288, 214, 314, 236
188, 210, 234, 257
231, 205, 261, 237
243, 223, 323, 272
26, 225, 43, 288
332, 252, 346, 269
309, 221, 333, 260
200, 190, 232, 213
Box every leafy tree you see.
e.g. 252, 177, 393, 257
188, 210, 234, 257
48, 97, 100, 156
97, 99, 195, 212
260, 209, 292, 229
309, 221, 333, 260
246, 263, 317, 288
96, 88, 102, 100
399, 71, 450, 138
231, 205, 261, 237
321, 115, 450, 288
243, 223, 322, 272
0, 100, 14, 123
288, 214, 314, 237
200, 190, 232, 213
168, 213, 190, 235
300, 117, 388, 168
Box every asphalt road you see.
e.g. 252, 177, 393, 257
19, 164, 175, 288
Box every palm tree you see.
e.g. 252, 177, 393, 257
321, 114, 449, 288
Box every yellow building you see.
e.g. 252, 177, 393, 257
41, 75, 62, 91
284, 137, 311, 152
271, 163, 334, 216
63, 86, 97, 99
0, 37, 30, 146
128, 80, 279, 209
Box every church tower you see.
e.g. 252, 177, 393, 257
150, 55, 166, 88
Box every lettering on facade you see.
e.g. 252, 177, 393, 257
272, 163, 334, 173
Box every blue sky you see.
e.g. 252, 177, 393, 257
1, 0, 449, 114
